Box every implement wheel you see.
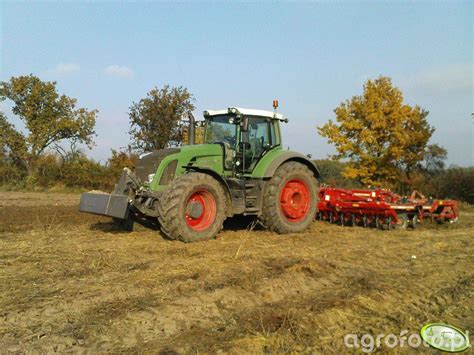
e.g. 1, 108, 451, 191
261, 162, 318, 234
393, 213, 408, 229
158, 173, 226, 242
410, 215, 419, 229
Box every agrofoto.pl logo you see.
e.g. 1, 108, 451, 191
344, 323, 470, 353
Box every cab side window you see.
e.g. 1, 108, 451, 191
241, 116, 275, 170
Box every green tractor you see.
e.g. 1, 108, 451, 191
79, 106, 320, 242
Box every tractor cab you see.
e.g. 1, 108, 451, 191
203, 107, 286, 174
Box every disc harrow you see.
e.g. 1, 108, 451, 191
317, 187, 459, 230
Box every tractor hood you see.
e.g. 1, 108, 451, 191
178, 143, 223, 157
135, 144, 225, 187
135, 148, 181, 182
174, 143, 225, 172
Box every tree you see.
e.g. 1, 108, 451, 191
0, 112, 28, 168
420, 143, 447, 174
0, 75, 97, 173
129, 85, 195, 152
0, 112, 29, 183
318, 76, 434, 186
107, 147, 139, 180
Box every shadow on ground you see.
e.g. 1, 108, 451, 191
90, 214, 262, 236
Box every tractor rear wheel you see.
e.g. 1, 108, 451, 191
158, 173, 226, 242
261, 162, 318, 234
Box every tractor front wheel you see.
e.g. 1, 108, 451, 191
261, 162, 318, 234
158, 173, 226, 242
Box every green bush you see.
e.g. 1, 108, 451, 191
314, 159, 361, 188
1, 151, 472, 203
61, 154, 110, 190
32, 153, 61, 188
107, 148, 138, 182
430, 167, 474, 203
0, 161, 26, 185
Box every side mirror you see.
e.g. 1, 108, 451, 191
240, 116, 249, 132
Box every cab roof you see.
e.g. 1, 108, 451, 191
204, 107, 286, 121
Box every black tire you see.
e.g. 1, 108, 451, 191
158, 172, 227, 242
393, 213, 408, 229
260, 162, 318, 234
155, 191, 175, 240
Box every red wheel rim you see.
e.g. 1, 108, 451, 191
185, 189, 217, 231
280, 178, 311, 223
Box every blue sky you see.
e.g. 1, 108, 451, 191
1, 1, 472, 166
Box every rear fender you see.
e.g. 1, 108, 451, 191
254, 151, 321, 179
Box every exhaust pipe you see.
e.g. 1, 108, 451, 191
188, 112, 195, 145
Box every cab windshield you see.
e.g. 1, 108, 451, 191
204, 115, 237, 145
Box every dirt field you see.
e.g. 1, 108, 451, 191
0, 191, 472, 353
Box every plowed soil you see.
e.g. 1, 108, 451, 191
0, 191, 472, 353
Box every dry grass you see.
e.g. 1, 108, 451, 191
0, 191, 472, 353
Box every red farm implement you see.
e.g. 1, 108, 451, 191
317, 186, 459, 229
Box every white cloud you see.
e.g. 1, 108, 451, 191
401, 63, 472, 94
48, 62, 80, 75
104, 65, 134, 79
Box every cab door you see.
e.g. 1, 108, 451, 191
238, 116, 276, 173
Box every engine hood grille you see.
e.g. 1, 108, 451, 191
135, 148, 181, 182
